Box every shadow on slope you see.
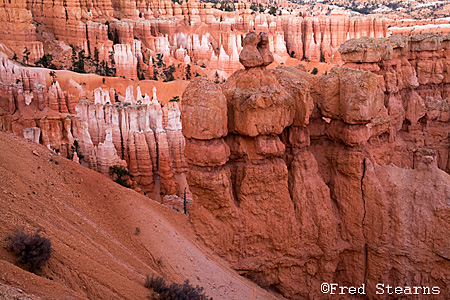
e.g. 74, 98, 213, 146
0, 132, 283, 300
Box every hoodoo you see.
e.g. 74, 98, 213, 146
182, 32, 450, 299
1, 0, 450, 298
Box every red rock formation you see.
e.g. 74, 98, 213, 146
281, 15, 387, 63
182, 32, 450, 299
165, 101, 187, 173
0, 0, 43, 61
72, 86, 184, 198
0, 54, 186, 198
47, 81, 76, 114
339, 33, 450, 171
155, 129, 178, 195
2, 1, 392, 79
86, 21, 114, 62
0, 53, 47, 115
0, 59, 78, 157
182, 76, 238, 256
95, 127, 126, 176
37, 117, 74, 156
114, 44, 138, 80
128, 131, 155, 193
23, 127, 41, 143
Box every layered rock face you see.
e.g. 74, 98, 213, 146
283, 14, 387, 63
1, 0, 389, 78
0, 52, 83, 155
339, 34, 450, 172
74, 91, 186, 198
0, 53, 75, 155
182, 33, 450, 299
0, 0, 43, 61
0, 52, 186, 199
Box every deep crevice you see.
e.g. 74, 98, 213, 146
85, 24, 90, 57
229, 162, 242, 208
118, 107, 125, 160
361, 157, 368, 284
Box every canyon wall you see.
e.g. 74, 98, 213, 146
0, 0, 43, 61
0, 53, 187, 200
182, 33, 450, 299
74, 89, 186, 198
1, 0, 388, 78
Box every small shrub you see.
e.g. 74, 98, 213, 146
23, 47, 31, 65
146, 275, 166, 293
320, 52, 325, 63
5, 229, 52, 273
163, 65, 175, 82
214, 72, 220, 84
35, 54, 56, 69
109, 165, 133, 188
311, 67, 319, 75
185, 64, 191, 80
268, 6, 277, 16
145, 275, 213, 300
49, 71, 57, 83
169, 96, 180, 102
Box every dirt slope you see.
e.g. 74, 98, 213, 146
0, 132, 284, 300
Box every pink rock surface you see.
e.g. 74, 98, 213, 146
223, 66, 294, 136
181, 77, 227, 140
2, 25, 450, 299
0, 1, 392, 79
54, 85, 185, 198
0, 0, 43, 62
182, 32, 450, 299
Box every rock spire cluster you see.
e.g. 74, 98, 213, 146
0, 0, 391, 78
0, 53, 187, 199
182, 32, 450, 299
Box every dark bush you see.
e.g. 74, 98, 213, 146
169, 96, 180, 102
185, 64, 191, 80
145, 275, 213, 300
146, 275, 166, 293
70, 140, 84, 160
35, 54, 57, 69
109, 165, 133, 188
163, 65, 176, 82
6, 229, 52, 273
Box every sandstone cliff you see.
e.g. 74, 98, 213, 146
0, 52, 187, 200
0, 0, 390, 79
5, 0, 450, 83
0, 131, 284, 300
182, 32, 450, 299
0, 0, 43, 61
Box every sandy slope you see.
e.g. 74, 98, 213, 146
0, 132, 284, 300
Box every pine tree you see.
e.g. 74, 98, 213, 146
23, 47, 31, 65
185, 64, 191, 80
